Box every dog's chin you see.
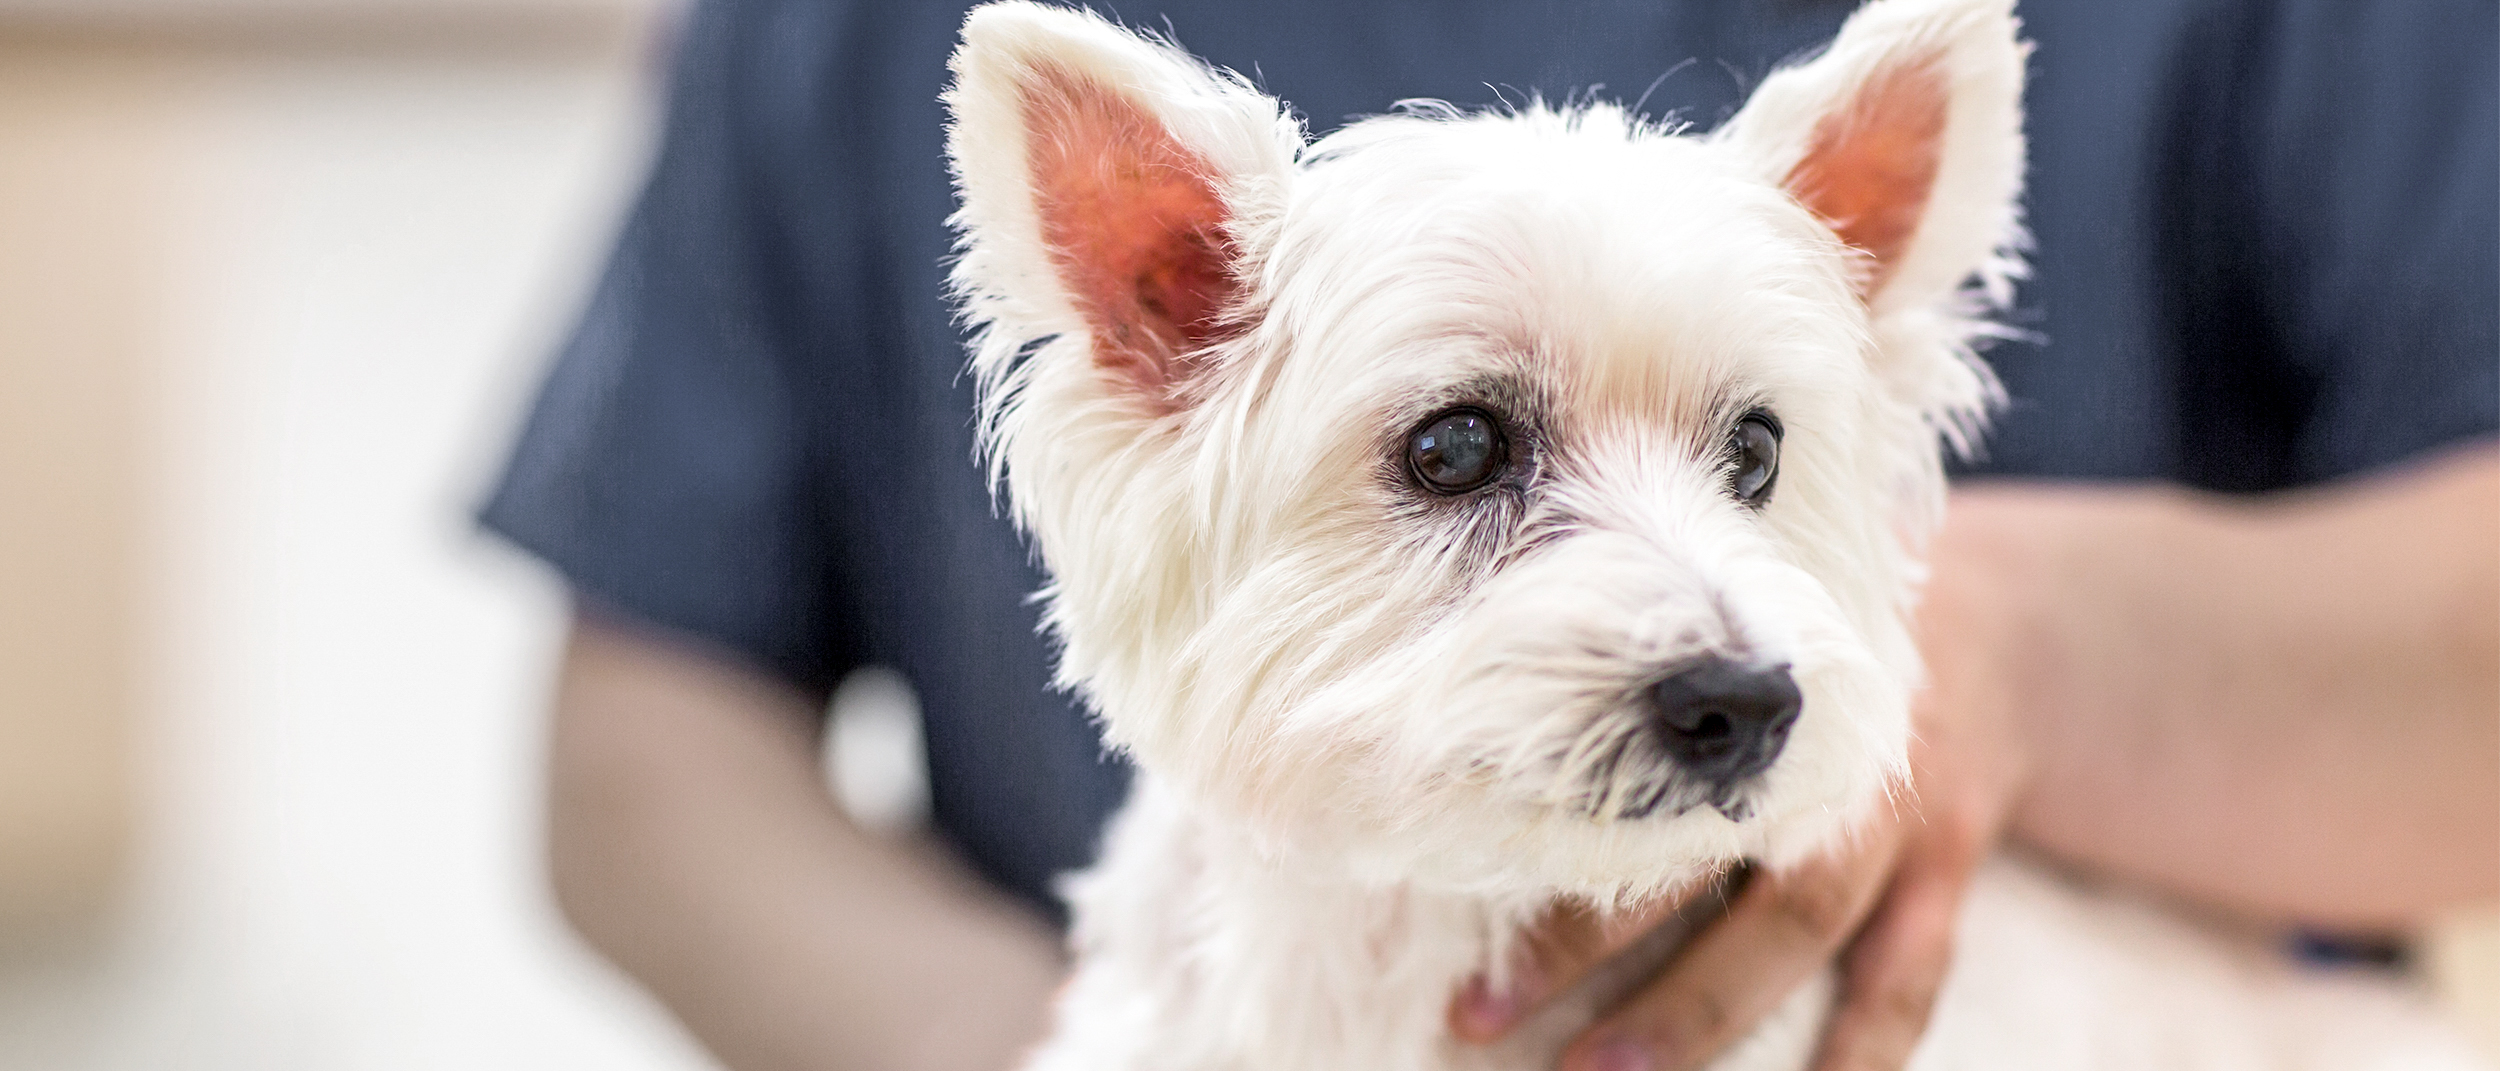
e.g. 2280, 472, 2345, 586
1580, 779, 1763, 824
1456, 765, 1881, 893
1629, 794, 1758, 823
1294, 773, 1863, 897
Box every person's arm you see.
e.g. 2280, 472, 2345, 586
548, 614, 1063, 1071
1457, 444, 2500, 1071
1987, 443, 2500, 927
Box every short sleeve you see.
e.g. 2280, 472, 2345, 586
2157, 0, 2497, 490
481, 0, 854, 690
2258, 0, 2499, 480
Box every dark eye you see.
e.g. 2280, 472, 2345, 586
1407, 408, 1506, 494
1727, 410, 1782, 507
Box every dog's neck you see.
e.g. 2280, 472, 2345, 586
1038, 772, 1738, 1071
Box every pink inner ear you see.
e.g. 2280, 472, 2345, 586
1022, 65, 1237, 408
1785, 58, 1947, 297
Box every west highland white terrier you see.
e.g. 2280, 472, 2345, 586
941, 0, 2488, 1067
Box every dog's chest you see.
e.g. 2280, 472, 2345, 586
1029, 785, 1833, 1071
1029, 800, 2489, 1071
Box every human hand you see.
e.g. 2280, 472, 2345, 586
1447, 492, 2042, 1071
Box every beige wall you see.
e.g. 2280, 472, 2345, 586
0, 11, 725, 1069
0, 39, 178, 940
0, 7, 658, 948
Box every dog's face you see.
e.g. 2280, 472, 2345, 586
947, 0, 2024, 896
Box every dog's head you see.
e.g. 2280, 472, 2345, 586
945, 0, 2024, 896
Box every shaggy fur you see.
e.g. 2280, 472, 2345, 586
941, 1, 2489, 1067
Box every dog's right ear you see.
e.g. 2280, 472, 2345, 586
945, 2, 1301, 420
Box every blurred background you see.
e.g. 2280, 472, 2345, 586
0, 0, 731, 1066
0, 1, 2489, 1069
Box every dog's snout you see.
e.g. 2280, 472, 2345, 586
1647, 656, 1802, 788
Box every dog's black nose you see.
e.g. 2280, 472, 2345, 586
1648, 656, 1802, 788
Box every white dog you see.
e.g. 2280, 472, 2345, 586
941, 1, 2487, 1068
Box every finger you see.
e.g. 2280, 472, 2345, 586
1448, 885, 1697, 1043
1806, 848, 1970, 1071
1561, 821, 1905, 1071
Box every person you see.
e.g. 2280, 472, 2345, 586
481, 2, 2500, 1070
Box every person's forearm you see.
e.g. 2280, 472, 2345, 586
1944, 445, 2500, 931
549, 616, 1064, 1071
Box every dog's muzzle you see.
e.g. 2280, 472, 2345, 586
1645, 656, 1802, 793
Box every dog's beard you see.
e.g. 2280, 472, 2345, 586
1541, 703, 1761, 823
1560, 722, 1758, 822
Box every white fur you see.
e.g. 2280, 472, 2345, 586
940, 1, 2489, 1068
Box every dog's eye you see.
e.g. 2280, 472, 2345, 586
1407, 408, 1506, 495
1726, 411, 1782, 507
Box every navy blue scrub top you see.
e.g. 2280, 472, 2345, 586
484, 0, 2498, 921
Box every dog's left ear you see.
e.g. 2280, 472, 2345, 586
1716, 0, 2026, 319
945, 2, 1302, 418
